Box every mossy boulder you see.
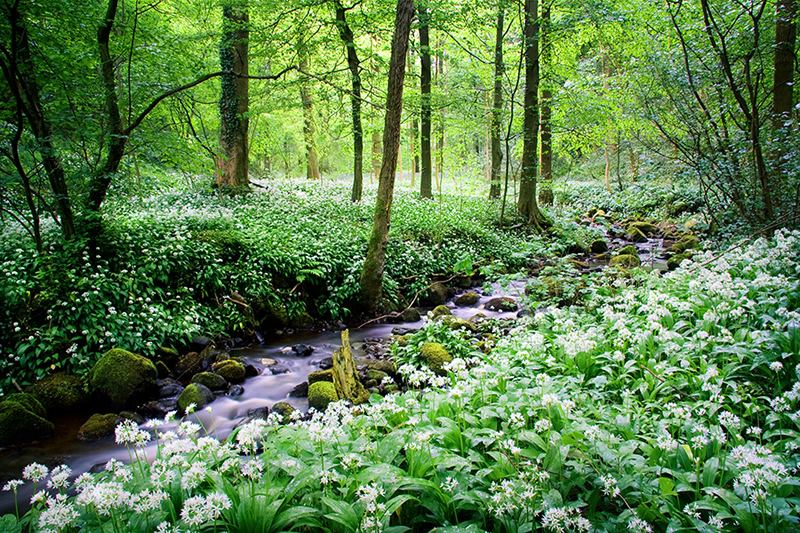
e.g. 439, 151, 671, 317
590, 239, 609, 254
484, 297, 518, 312
308, 381, 338, 411
431, 305, 452, 318
308, 369, 334, 385
155, 346, 179, 368
667, 235, 700, 255
609, 254, 642, 268
628, 221, 658, 236
77, 413, 120, 442
191, 372, 228, 391
175, 351, 204, 377
290, 311, 314, 329
617, 245, 639, 257
0, 401, 55, 446
271, 401, 296, 423
394, 334, 413, 348
667, 251, 693, 271
177, 383, 215, 412
213, 360, 246, 383
365, 368, 389, 382
420, 342, 453, 376
27, 372, 89, 416
440, 315, 478, 332
88, 349, 158, 410
363, 359, 397, 375
401, 307, 421, 322
455, 292, 479, 307
155, 360, 171, 378
626, 226, 649, 243
4, 393, 46, 418
426, 282, 448, 306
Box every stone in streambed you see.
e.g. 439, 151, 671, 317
0, 400, 54, 446
455, 292, 479, 307
27, 372, 89, 416
88, 348, 158, 411
77, 413, 120, 442
177, 383, 214, 412
308, 381, 338, 411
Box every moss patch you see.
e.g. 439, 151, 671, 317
609, 254, 642, 268
3, 393, 46, 418
27, 373, 88, 416
420, 342, 453, 376
177, 383, 215, 412
0, 401, 55, 446
77, 413, 120, 441
213, 360, 245, 382
88, 348, 158, 410
308, 381, 338, 411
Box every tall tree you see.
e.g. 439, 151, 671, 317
538, 0, 553, 204
419, 3, 433, 199
773, 0, 796, 126
333, 0, 365, 201
360, 0, 414, 312
0, 0, 75, 240
298, 34, 321, 181
517, 0, 547, 227
489, 0, 504, 199
215, 1, 250, 189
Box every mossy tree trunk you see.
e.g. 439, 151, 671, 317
299, 38, 321, 181
359, 0, 414, 312
215, 1, 250, 190
419, 3, 433, 200
489, 1, 504, 200
538, 2, 553, 204
517, 0, 547, 228
334, 0, 365, 201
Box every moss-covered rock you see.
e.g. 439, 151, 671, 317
77, 413, 120, 442
484, 297, 518, 312
609, 254, 642, 268
401, 307, 421, 322
426, 282, 448, 306
191, 372, 228, 391
308, 381, 338, 411
431, 305, 452, 318
88, 348, 158, 410
155, 346, 179, 368
363, 359, 396, 375
454, 292, 479, 307
365, 368, 388, 382
175, 351, 204, 377
667, 235, 700, 255
394, 334, 413, 348
627, 226, 649, 243
0, 401, 54, 446
590, 239, 608, 253
420, 342, 453, 376
668, 251, 693, 271
440, 315, 478, 332
3, 393, 46, 418
617, 245, 639, 257
271, 401, 296, 423
308, 369, 334, 385
155, 361, 171, 379
27, 372, 89, 416
628, 221, 658, 236
177, 383, 215, 412
213, 360, 246, 383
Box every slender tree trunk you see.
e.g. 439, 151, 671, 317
410, 119, 418, 187
774, 0, 796, 126
298, 40, 321, 181
490, 1, 504, 199
517, 0, 546, 227
435, 36, 444, 191
538, 2, 552, 205
360, 0, 414, 312
215, 2, 250, 189
4, 4, 75, 240
419, 4, 433, 199
371, 131, 382, 183
334, 0, 365, 201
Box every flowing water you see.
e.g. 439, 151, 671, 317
0, 283, 523, 515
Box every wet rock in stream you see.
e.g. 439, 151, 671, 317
292, 344, 315, 357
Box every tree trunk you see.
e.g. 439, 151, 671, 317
419, 4, 433, 199
371, 131, 382, 183
490, 1, 504, 199
359, 0, 414, 312
3, 4, 76, 240
517, 0, 546, 227
215, 2, 250, 189
298, 42, 321, 181
773, 0, 796, 127
538, 3, 552, 200
334, 0, 365, 202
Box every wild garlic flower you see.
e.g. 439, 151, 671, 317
22, 462, 49, 483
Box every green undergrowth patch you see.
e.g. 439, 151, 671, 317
0, 181, 546, 394
3, 230, 799, 532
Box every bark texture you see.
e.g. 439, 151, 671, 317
359, 0, 414, 312
419, 4, 433, 199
